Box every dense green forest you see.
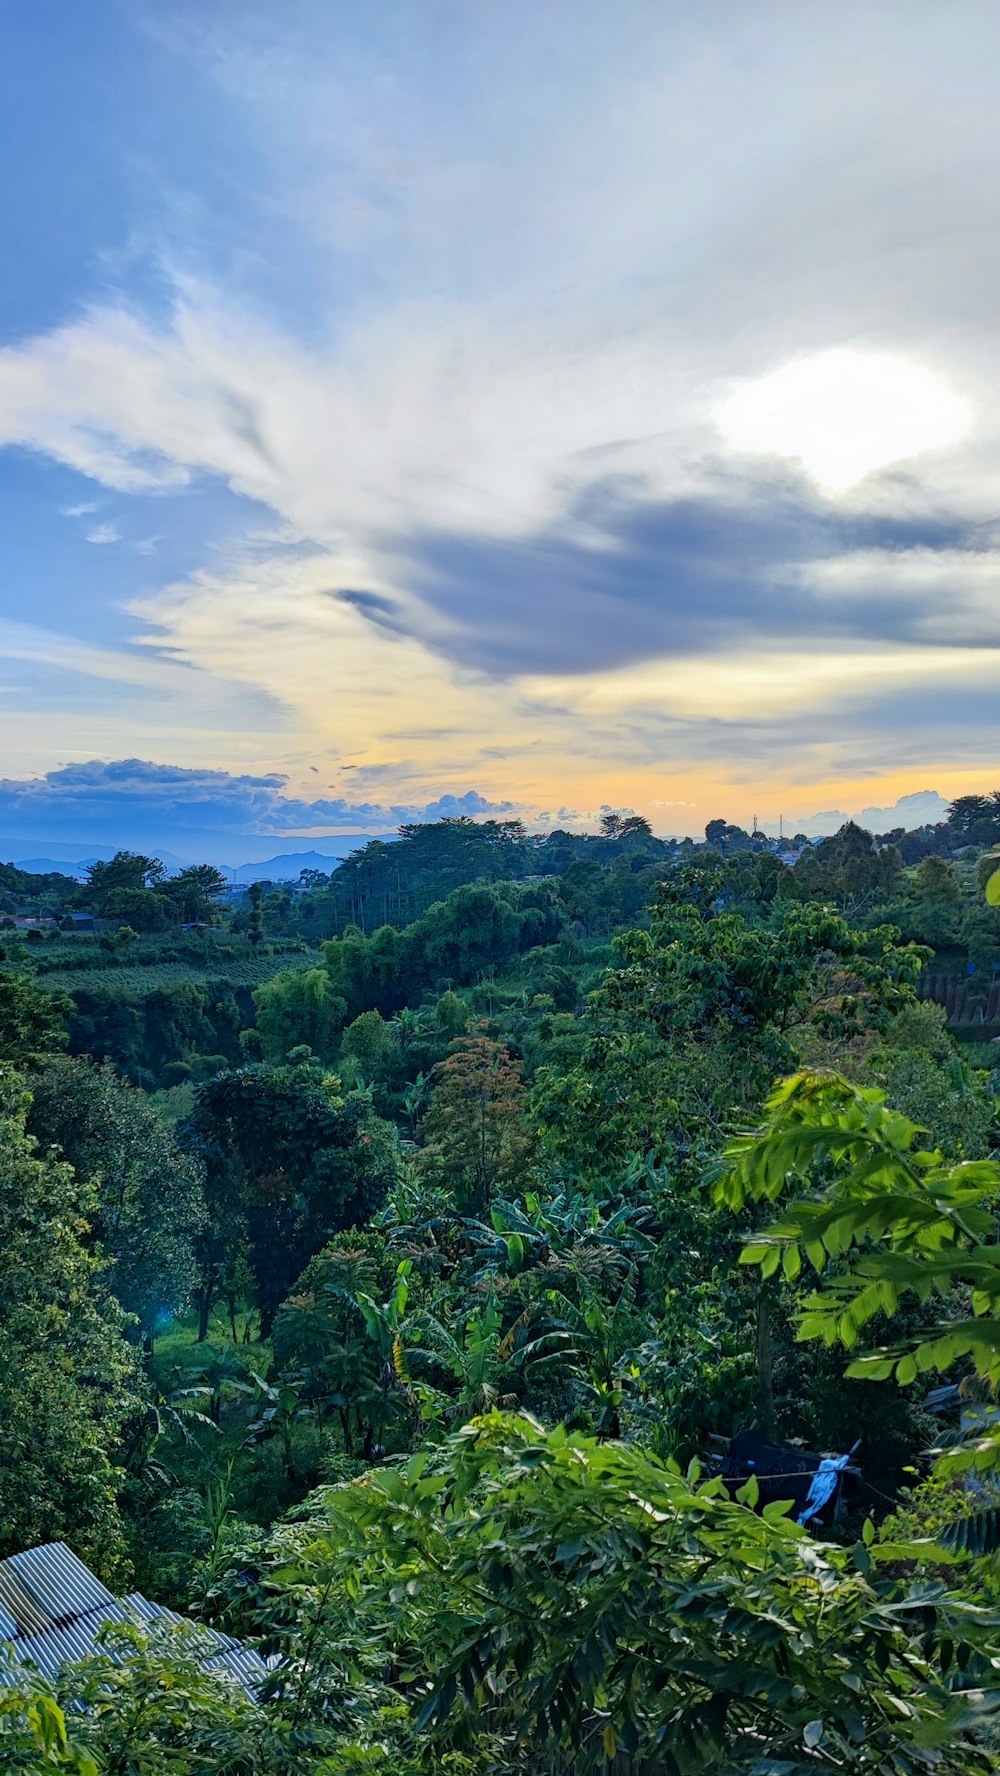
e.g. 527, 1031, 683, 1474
2, 802, 1000, 1771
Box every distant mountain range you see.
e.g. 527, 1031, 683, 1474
5, 848, 355, 884
226, 850, 352, 883
10, 845, 190, 873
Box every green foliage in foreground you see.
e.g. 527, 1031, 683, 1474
719, 1070, 1000, 1469
276, 1412, 1000, 1775
3, 1413, 999, 1774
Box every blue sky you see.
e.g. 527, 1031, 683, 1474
1, 1, 999, 857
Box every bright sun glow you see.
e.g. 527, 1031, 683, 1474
716, 348, 968, 492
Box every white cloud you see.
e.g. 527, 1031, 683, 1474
794, 789, 951, 837
2, 0, 1000, 816
85, 521, 121, 545
716, 351, 969, 493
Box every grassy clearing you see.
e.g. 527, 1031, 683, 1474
147, 1313, 324, 1526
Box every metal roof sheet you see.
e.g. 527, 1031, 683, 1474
4, 1542, 115, 1627
0, 1565, 50, 1638
123, 1593, 270, 1690
9, 1601, 134, 1677
0, 1544, 270, 1697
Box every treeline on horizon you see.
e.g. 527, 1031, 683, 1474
2, 793, 1000, 1093
0, 794, 999, 1768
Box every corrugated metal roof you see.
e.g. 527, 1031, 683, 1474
4, 1543, 115, 1628
0, 1564, 51, 1638
10, 1601, 134, 1677
0, 1542, 269, 1695
124, 1592, 274, 1689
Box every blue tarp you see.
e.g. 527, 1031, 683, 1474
798, 1452, 853, 1525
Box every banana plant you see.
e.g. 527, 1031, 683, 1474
354, 1260, 414, 1451
398, 1290, 577, 1428
245, 1370, 315, 1479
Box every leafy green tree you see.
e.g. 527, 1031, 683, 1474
162, 863, 228, 925
0, 1068, 145, 1578
787, 822, 902, 913
705, 817, 752, 850
254, 966, 346, 1063
433, 989, 468, 1038
322, 880, 561, 1021
310, 815, 533, 935
99, 886, 176, 933
84, 850, 167, 902
272, 1230, 400, 1458
26, 1055, 205, 1341
913, 853, 961, 905
81, 853, 178, 932
535, 889, 925, 1177
947, 792, 1000, 846
341, 1008, 393, 1079
0, 968, 69, 1065
419, 1033, 535, 1214
718, 1069, 1000, 1480
247, 879, 265, 947
295, 1412, 999, 1774
181, 1063, 398, 1333
865, 1003, 997, 1161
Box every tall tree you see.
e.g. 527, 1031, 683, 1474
419, 1032, 535, 1214
27, 1056, 205, 1342
162, 863, 229, 925
0, 1068, 145, 1578
181, 1062, 398, 1333
253, 967, 346, 1063
84, 851, 167, 899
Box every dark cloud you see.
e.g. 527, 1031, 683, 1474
0, 759, 515, 864
332, 589, 410, 637
371, 475, 979, 677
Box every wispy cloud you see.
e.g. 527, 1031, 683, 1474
1, 1, 999, 828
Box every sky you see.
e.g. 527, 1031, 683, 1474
1, 0, 999, 858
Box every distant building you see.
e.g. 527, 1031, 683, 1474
67, 911, 96, 931
12, 914, 56, 930
0, 1542, 268, 1692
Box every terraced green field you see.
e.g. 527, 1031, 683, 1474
42, 950, 319, 996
